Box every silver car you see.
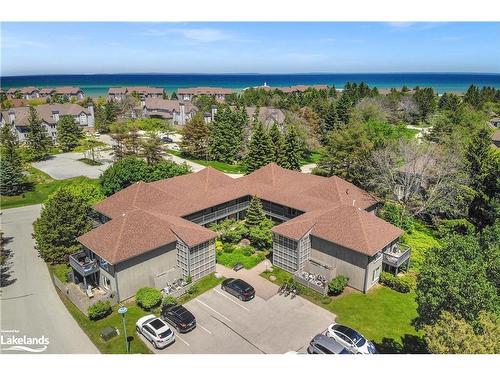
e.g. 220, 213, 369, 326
136, 314, 175, 349
307, 334, 352, 354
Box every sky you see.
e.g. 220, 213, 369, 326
1, 22, 500, 76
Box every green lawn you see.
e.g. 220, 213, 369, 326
301, 150, 322, 165
166, 150, 246, 174
0, 167, 99, 210
402, 222, 441, 272
178, 274, 224, 304
217, 247, 267, 269
56, 291, 152, 354
49, 263, 71, 283
261, 267, 425, 353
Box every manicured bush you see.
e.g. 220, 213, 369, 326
328, 275, 349, 296
162, 295, 178, 307
379, 272, 411, 293
215, 239, 223, 255
135, 287, 162, 310
88, 300, 112, 321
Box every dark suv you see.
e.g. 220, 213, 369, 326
161, 303, 196, 333
221, 278, 255, 301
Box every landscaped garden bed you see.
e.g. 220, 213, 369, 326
216, 242, 268, 269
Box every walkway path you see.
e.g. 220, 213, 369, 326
0, 205, 98, 354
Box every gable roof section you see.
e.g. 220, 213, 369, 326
78, 208, 216, 264
273, 206, 403, 256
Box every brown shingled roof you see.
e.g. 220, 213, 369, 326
77, 208, 216, 264
83, 163, 396, 264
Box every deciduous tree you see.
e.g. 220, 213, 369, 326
180, 113, 210, 159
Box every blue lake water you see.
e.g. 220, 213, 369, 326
1, 73, 499, 96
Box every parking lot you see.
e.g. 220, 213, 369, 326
139, 285, 336, 354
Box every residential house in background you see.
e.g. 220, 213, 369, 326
54, 87, 85, 101
142, 98, 197, 125
74, 163, 406, 302
18, 86, 40, 99
277, 84, 329, 93
0, 103, 94, 142
39, 88, 56, 98
177, 87, 234, 101
108, 86, 164, 103
245, 106, 286, 127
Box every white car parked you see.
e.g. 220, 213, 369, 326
326, 323, 377, 354
136, 314, 175, 349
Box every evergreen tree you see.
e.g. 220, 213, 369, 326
317, 122, 373, 183
180, 112, 210, 159
335, 93, 352, 125
56, 115, 83, 152
414, 87, 437, 121
465, 128, 500, 228
25, 106, 51, 161
170, 92, 178, 100
268, 122, 286, 167
208, 107, 246, 163
245, 195, 266, 227
245, 121, 274, 173
1, 126, 26, 195
323, 102, 338, 133
464, 84, 483, 110
33, 188, 93, 264
282, 125, 302, 171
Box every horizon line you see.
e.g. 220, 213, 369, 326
2, 71, 500, 78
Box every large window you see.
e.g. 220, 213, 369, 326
372, 266, 381, 282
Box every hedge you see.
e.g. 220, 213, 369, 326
135, 287, 162, 310
88, 300, 112, 321
328, 275, 349, 296
379, 272, 411, 293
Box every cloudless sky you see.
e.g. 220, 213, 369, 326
1, 22, 499, 76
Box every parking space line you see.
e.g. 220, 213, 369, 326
175, 334, 190, 347
198, 324, 212, 335
196, 299, 232, 322
214, 288, 250, 311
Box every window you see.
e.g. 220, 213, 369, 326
372, 266, 381, 282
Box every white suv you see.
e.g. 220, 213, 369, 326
136, 315, 175, 349
326, 323, 377, 354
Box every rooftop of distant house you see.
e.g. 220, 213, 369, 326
177, 87, 234, 95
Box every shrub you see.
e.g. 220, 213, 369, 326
185, 275, 192, 284
135, 287, 162, 310
88, 300, 112, 321
379, 272, 411, 293
437, 219, 475, 238
162, 295, 178, 307
328, 275, 349, 296
215, 239, 223, 255
223, 243, 234, 253
241, 245, 254, 256
188, 285, 199, 295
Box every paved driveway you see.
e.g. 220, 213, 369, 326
32, 151, 113, 180
140, 284, 335, 354
0, 205, 98, 354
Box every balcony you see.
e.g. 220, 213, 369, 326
382, 244, 411, 269
69, 251, 99, 277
